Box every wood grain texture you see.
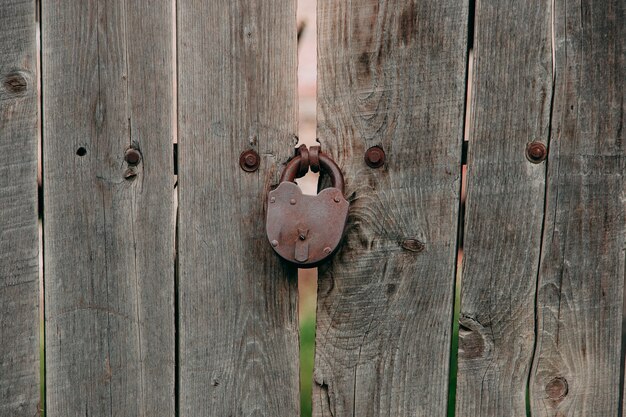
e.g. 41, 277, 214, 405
530, 1, 625, 415
0, 1, 40, 415
177, 0, 300, 415
455, 0, 554, 415
42, 0, 175, 415
313, 0, 468, 415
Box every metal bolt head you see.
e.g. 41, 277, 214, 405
270, 196, 276, 203
333, 196, 341, 203
526, 141, 547, 163
365, 146, 385, 168
271, 240, 279, 247
239, 149, 260, 172
290, 198, 296, 205
125, 148, 142, 165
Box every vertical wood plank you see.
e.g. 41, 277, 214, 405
177, 0, 300, 415
455, 1, 553, 415
0, 1, 40, 415
530, 1, 625, 415
313, 0, 468, 415
42, 0, 175, 415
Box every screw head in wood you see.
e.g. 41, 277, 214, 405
526, 141, 547, 163
125, 148, 142, 165
239, 149, 260, 172
365, 146, 385, 168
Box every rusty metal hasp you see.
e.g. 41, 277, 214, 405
266, 145, 349, 268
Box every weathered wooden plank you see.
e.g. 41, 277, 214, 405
0, 1, 40, 415
42, 0, 175, 415
177, 0, 300, 415
313, 0, 468, 415
455, 1, 554, 415
529, 1, 625, 415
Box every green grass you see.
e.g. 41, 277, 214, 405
300, 316, 316, 417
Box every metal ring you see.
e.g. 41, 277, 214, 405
297, 145, 309, 177
309, 146, 320, 173
280, 151, 344, 194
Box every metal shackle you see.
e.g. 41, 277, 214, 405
279, 150, 345, 194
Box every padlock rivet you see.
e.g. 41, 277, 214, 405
271, 240, 279, 247
333, 196, 341, 203
270, 197, 276, 203
290, 198, 296, 205
323, 247, 332, 254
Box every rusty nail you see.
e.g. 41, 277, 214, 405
271, 240, 279, 247
365, 146, 385, 168
125, 148, 141, 165
323, 247, 332, 254
239, 149, 260, 172
526, 141, 547, 163
290, 198, 296, 205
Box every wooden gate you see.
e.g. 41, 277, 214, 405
1, 0, 624, 416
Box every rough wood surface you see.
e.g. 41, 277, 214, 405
0, 1, 40, 415
455, 1, 554, 416
177, 0, 300, 415
42, 1, 175, 415
313, 0, 468, 415
529, 1, 625, 415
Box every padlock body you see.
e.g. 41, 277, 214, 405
266, 182, 348, 268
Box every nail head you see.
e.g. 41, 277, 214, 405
365, 146, 385, 168
526, 141, 547, 163
239, 149, 260, 172
125, 148, 142, 165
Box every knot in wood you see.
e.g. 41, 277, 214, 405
4, 71, 28, 94
545, 377, 568, 401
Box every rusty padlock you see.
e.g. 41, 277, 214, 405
266, 146, 349, 268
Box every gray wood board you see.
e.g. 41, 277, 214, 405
314, 0, 468, 415
455, 1, 554, 416
0, 1, 40, 415
530, 1, 625, 415
177, 0, 300, 415
42, 0, 176, 415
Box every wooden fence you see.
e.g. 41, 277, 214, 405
1, 0, 624, 416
